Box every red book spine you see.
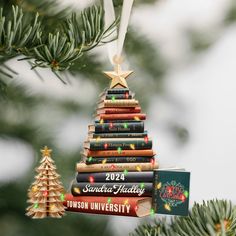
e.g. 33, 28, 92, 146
98, 113, 146, 120
64, 194, 149, 217
100, 107, 141, 114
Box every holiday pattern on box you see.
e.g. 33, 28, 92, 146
153, 169, 190, 216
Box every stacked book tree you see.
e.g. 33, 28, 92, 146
64, 69, 158, 217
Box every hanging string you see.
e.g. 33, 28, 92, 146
104, 0, 134, 66
104, 0, 117, 65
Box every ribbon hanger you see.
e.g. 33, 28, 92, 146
103, 0, 134, 88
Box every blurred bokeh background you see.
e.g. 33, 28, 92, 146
1, 0, 236, 235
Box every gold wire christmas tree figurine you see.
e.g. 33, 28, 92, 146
26, 146, 66, 219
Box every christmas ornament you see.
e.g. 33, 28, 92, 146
26, 146, 65, 219
62, 0, 190, 218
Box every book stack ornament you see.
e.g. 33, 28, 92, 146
64, 64, 159, 217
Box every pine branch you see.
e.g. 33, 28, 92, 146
0, 4, 118, 74
0, 6, 41, 57
173, 200, 236, 236
131, 200, 236, 236
64, 5, 119, 52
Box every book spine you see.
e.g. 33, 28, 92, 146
92, 132, 147, 139
152, 169, 158, 212
94, 122, 144, 133
89, 140, 152, 150
76, 171, 154, 183
87, 149, 155, 157
107, 88, 129, 94
105, 94, 132, 99
98, 107, 141, 114
64, 194, 149, 217
86, 157, 153, 165
71, 182, 153, 197
98, 113, 146, 121
104, 100, 138, 107
95, 119, 142, 123
76, 162, 158, 172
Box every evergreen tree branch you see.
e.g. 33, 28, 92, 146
131, 200, 236, 236
0, 6, 41, 57
0, 4, 118, 75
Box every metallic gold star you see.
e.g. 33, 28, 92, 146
41, 146, 52, 157
103, 65, 133, 89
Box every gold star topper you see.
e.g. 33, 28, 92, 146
103, 58, 133, 88
41, 146, 52, 157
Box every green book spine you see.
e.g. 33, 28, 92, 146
94, 122, 144, 133
86, 156, 153, 165
105, 94, 132, 99
106, 88, 130, 94
89, 139, 152, 150
92, 132, 147, 139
